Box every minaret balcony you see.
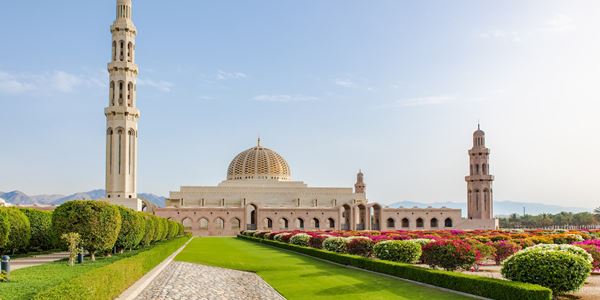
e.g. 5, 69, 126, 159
107, 61, 138, 73
464, 175, 494, 181
105, 106, 140, 116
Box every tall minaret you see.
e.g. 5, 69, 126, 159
465, 124, 494, 219
105, 0, 140, 210
354, 170, 366, 194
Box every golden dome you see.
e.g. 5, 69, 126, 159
227, 139, 291, 181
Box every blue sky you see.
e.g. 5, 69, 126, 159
1, 1, 599, 207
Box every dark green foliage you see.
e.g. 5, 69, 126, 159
373, 240, 422, 263
177, 223, 185, 236
141, 214, 156, 246
151, 216, 163, 242
20, 208, 55, 251
502, 249, 592, 294
345, 237, 373, 257
52, 201, 121, 260
158, 218, 168, 241
166, 220, 178, 239
1, 207, 31, 254
0, 210, 9, 249
115, 206, 146, 251
238, 235, 553, 300
421, 240, 477, 271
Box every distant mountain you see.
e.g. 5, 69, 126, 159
0, 189, 165, 208
387, 200, 592, 217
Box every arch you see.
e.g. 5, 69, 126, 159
112, 41, 117, 61
444, 218, 453, 227
182, 217, 192, 230
475, 164, 480, 174
401, 218, 409, 228
127, 82, 133, 106
482, 163, 487, 175
279, 217, 289, 229
312, 218, 320, 229
118, 81, 124, 105
214, 217, 224, 229
430, 218, 439, 228
119, 40, 125, 61
230, 217, 241, 229
327, 218, 335, 228
386, 217, 395, 228
356, 204, 367, 230
263, 217, 273, 229
199, 217, 208, 229
370, 203, 382, 230
295, 218, 304, 229
246, 204, 257, 230
342, 204, 351, 230
117, 128, 124, 174
127, 42, 133, 62
416, 218, 424, 228
109, 81, 115, 105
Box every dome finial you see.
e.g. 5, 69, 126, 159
478, 119, 480, 131
257, 135, 261, 147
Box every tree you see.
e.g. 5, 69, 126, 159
20, 208, 55, 251
140, 213, 156, 246
0, 207, 31, 254
0, 210, 9, 250
61, 232, 81, 266
52, 201, 121, 261
115, 206, 145, 251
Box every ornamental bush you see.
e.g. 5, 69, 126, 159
115, 207, 146, 251
422, 240, 477, 271
177, 223, 185, 236
0, 209, 10, 250
19, 208, 55, 251
289, 233, 311, 247
142, 214, 157, 246
167, 221, 178, 239
522, 244, 593, 263
373, 240, 422, 263
1, 207, 31, 254
345, 237, 373, 257
151, 216, 164, 242
323, 237, 347, 253
575, 244, 600, 270
408, 238, 434, 247
308, 235, 329, 249
490, 240, 520, 265
551, 234, 584, 244
502, 248, 592, 294
52, 201, 121, 260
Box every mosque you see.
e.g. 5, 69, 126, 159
104, 0, 498, 235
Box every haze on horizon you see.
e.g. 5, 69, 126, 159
0, 1, 598, 208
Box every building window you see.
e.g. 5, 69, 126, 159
430, 218, 438, 228
215, 218, 224, 229
416, 218, 424, 228
401, 218, 409, 228
199, 218, 208, 229
386, 218, 395, 228
328, 218, 335, 228
444, 218, 453, 227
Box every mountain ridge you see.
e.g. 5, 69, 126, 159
0, 189, 165, 208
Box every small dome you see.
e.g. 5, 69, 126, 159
474, 124, 485, 136
227, 139, 291, 181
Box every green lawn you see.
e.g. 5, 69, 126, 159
176, 237, 472, 300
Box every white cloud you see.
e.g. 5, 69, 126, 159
137, 79, 174, 92
217, 70, 247, 80
0, 70, 105, 95
400, 95, 455, 107
333, 78, 374, 91
0, 71, 36, 94
253, 94, 318, 103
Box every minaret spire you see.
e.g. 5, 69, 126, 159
465, 126, 494, 220
354, 169, 366, 194
105, 0, 141, 210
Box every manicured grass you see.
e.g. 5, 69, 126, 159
176, 237, 472, 299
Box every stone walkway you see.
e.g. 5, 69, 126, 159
135, 261, 285, 300
11, 252, 69, 270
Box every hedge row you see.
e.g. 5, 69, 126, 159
0, 207, 32, 254
238, 235, 553, 300
32, 236, 189, 300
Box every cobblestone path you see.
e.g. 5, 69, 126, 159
135, 261, 285, 300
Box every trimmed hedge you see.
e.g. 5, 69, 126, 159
115, 207, 146, 251
238, 235, 552, 300
141, 214, 156, 246
0, 209, 9, 249
33, 237, 189, 300
20, 208, 55, 251
1, 207, 31, 254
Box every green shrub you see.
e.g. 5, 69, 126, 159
19, 208, 55, 251
552, 234, 583, 244
159, 218, 169, 240
502, 248, 592, 294
373, 240, 422, 263
422, 240, 476, 271
346, 237, 373, 257
521, 244, 593, 263
140, 214, 156, 246
308, 235, 329, 249
151, 216, 163, 242
239, 235, 552, 300
0, 210, 9, 250
33, 237, 188, 300
1, 207, 31, 254
166, 221, 178, 239
115, 206, 146, 251
289, 233, 311, 246
323, 237, 347, 253
52, 201, 121, 260
177, 223, 185, 236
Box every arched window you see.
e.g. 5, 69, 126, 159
127, 82, 132, 106
199, 218, 208, 229
264, 218, 273, 229
416, 218, 424, 228
401, 218, 409, 228
475, 190, 480, 211
430, 218, 438, 228
296, 218, 304, 229
482, 164, 487, 175
118, 81, 124, 105
127, 42, 133, 62
328, 218, 335, 228
475, 164, 480, 174
119, 40, 125, 61
109, 81, 115, 105
112, 41, 117, 61
107, 128, 113, 174
182, 218, 192, 230
117, 128, 123, 174
215, 218, 224, 229
312, 218, 320, 229
128, 129, 135, 174
386, 218, 395, 228
444, 218, 453, 227
231, 218, 240, 229
279, 218, 289, 229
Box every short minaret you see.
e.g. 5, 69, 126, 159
105, 0, 141, 210
354, 170, 366, 194
465, 124, 494, 219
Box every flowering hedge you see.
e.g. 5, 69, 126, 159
421, 240, 477, 271
373, 240, 421, 263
